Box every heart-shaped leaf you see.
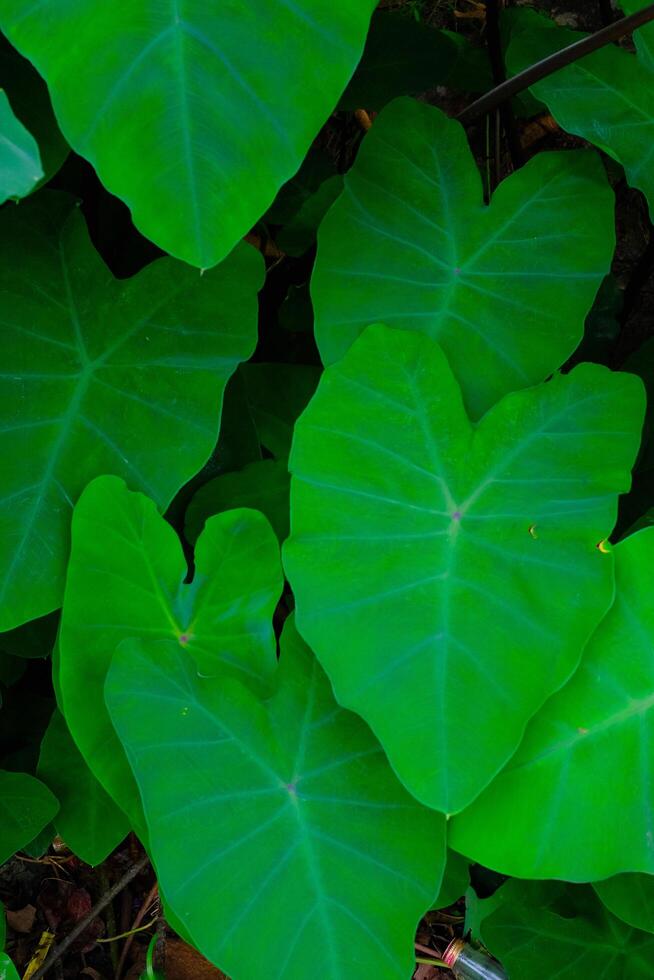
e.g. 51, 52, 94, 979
450, 527, 654, 879
37, 708, 128, 866
59, 475, 283, 829
311, 97, 615, 417
0, 0, 377, 267
0, 192, 262, 631
284, 324, 644, 813
105, 618, 446, 980
0, 89, 42, 203
0, 770, 58, 864
506, 7, 654, 219
594, 874, 654, 935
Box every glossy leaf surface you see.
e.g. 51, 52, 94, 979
284, 324, 644, 812
0, 0, 377, 267
451, 528, 654, 879
594, 874, 654, 935
312, 97, 614, 417
0, 89, 42, 203
506, 7, 654, 218
0, 770, 58, 864
106, 619, 445, 979
0, 192, 262, 631
37, 708, 128, 865
59, 476, 282, 829
186, 459, 291, 545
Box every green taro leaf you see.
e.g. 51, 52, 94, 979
0, 192, 262, 632
240, 363, 321, 459
0, 35, 68, 183
37, 708, 128, 866
311, 97, 615, 418
284, 324, 644, 813
0, 954, 19, 980
484, 885, 654, 979
431, 850, 470, 910
0, 88, 42, 202
340, 12, 491, 110
450, 528, 654, 879
186, 459, 291, 545
506, 7, 654, 219
59, 475, 283, 831
594, 874, 654, 935
0, 0, 377, 267
105, 618, 446, 980
0, 769, 58, 863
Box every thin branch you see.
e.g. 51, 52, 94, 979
458, 3, 654, 124
31, 854, 150, 980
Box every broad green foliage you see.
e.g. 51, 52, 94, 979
506, 6, 654, 219
0, 0, 377, 267
311, 97, 614, 417
0, 192, 262, 632
0, 955, 19, 980
484, 885, 654, 979
0, 769, 58, 863
0, 89, 41, 203
0, 905, 18, 980
450, 528, 654, 880
105, 618, 446, 980
431, 850, 470, 910
240, 363, 321, 459
266, 147, 344, 258
186, 459, 291, 545
340, 12, 490, 110
594, 874, 654, 935
37, 708, 128, 865
0, 35, 68, 183
59, 476, 282, 829
284, 324, 644, 813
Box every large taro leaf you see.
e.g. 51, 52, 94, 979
311, 97, 614, 418
0, 0, 377, 268
506, 6, 654, 220
37, 708, 128, 866
484, 884, 654, 979
0, 192, 262, 632
0, 89, 42, 203
450, 527, 654, 880
594, 874, 654, 935
105, 617, 445, 980
59, 475, 283, 831
283, 324, 644, 813
0, 770, 58, 863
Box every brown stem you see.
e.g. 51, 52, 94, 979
458, 4, 654, 124
30, 854, 150, 980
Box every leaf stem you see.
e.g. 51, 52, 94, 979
458, 3, 654, 124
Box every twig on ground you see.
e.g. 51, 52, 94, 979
115, 880, 159, 980
30, 854, 150, 980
